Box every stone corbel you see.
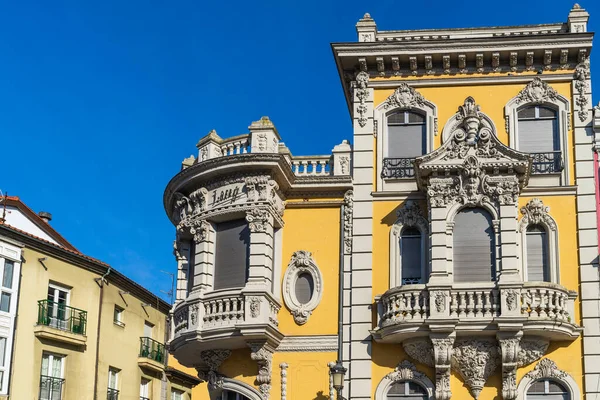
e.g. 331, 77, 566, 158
498, 334, 521, 400
431, 336, 454, 400
197, 349, 232, 391
246, 208, 273, 233
452, 338, 499, 399
178, 217, 211, 244
249, 341, 275, 399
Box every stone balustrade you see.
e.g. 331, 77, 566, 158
374, 282, 580, 343
219, 134, 251, 156
290, 156, 331, 176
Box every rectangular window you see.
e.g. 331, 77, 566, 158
144, 321, 153, 339
213, 219, 250, 290
0, 337, 6, 367
0, 293, 10, 313
108, 367, 120, 400
171, 389, 184, 400
140, 378, 151, 399
39, 352, 64, 400
113, 306, 124, 327
2, 260, 13, 289
47, 284, 70, 329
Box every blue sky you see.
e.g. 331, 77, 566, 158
0, 0, 596, 301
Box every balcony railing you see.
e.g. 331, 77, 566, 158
107, 388, 119, 400
139, 337, 165, 363
37, 300, 87, 336
375, 282, 579, 342
140, 397, 150, 400
39, 375, 64, 400
381, 158, 415, 179
531, 151, 563, 174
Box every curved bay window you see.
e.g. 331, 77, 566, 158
527, 379, 569, 399
400, 228, 423, 284
517, 106, 562, 174
382, 111, 426, 179
526, 225, 550, 282
387, 381, 428, 399
453, 208, 496, 283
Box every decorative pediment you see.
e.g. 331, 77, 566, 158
515, 77, 560, 104
382, 83, 426, 110
415, 97, 532, 207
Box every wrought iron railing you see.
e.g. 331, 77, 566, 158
140, 397, 150, 400
381, 158, 415, 179
39, 375, 65, 400
107, 388, 119, 400
37, 300, 87, 336
139, 337, 165, 363
531, 151, 563, 174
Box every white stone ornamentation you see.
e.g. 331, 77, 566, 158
249, 342, 274, 399
246, 208, 272, 233
280, 363, 288, 400
282, 251, 324, 325
343, 190, 353, 255
355, 71, 370, 127
452, 339, 499, 399
515, 77, 559, 104
374, 360, 435, 400
520, 198, 556, 231
574, 57, 590, 122
197, 349, 231, 391
383, 83, 426, 110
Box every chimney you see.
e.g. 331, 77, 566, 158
38, 211, 52, 223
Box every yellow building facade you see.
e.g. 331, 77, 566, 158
0, 196, 199, 399
166, 4, 599, 400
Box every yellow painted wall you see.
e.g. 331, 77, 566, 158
10, 247, 168, 399
279, 206, 341, 336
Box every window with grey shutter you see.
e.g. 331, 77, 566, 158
453, 208, 496, 283
400, 228, 422, 284
294, 273, 314, 304
527, 379, 570, 400
213, 219, 250, 290
387, 111, 426, 158
526, 225, 550, 282
518, 106, 559, 152
387, 381, 427, 399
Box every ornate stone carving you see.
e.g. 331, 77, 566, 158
189, 304, 199, 326
189, 187, 209, 214
574, 57, 590, 122
520, 198, 556, 230
173, 304, 189, 333
524, 358, 568, 380
432, 338, 454, 400
386, 360, 432, 389
452, 339, 499, 399
433, 291, 447, 313
343, 190, 353, 254
518, 339, 548, 367
383, 83, 426, 110
280, 363, 289, 400
515, 78, 559, 104
283, 251, 323, 325
355, 71, 370, 127
246, 208, 271, 233
499, 337, 520, 400
505, 290, 519, 311
403, 338, 435, 367
178, 218, 211, 243
396, 201, 428, 233
327, 362, 335, 400
249, 296, 262, 318
173, 192, 193, 223
245, 176, 279, 204
249, 342, 274, 399
198, 349, 231, 391
339, 156, 350, 175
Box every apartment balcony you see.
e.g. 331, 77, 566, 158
34, 300, 87, 347
381, 157, 415, 179
170, 289, 282, 367
137, 337, 165, 373
372, 282, 581, 343
39, 375, 64, 400
531, 151, 563, 174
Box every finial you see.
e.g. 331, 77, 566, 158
573, 3, 581, 9
363, 13, 372, 19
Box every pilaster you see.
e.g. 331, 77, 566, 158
245, 208, 275, 290
174, 238, 192, 302
190, 220, 214, 293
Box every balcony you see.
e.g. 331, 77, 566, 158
170, 289, 282, 367
137, 337, 165, 373
39, 375, 64, 400
34, 300, 87, 346
381, 157, 415, 179
107, 388, 119, 400
372, 282, 581, 343
531, 151, 563, 174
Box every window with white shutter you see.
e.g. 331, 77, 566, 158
526, 225, 550, 282
453, 208, 496, 283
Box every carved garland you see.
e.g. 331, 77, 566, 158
514, 77, 559, 104
282, 251, 324, 325
574, 57, 590, 122
343, 190, 353, 255
355, 72, 370, 127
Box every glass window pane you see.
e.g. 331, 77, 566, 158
0, 338, 6, 367
0, 293, 10, 312
401, 228, 422, 284
518, 106, 536, 118
538, 106, 557, 118
2, 261, 13, 289
407, 111, 425, 123
295, 273, 314, 304
453, 208, 496, 283
388, 112, 405, 124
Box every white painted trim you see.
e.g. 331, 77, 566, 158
374, 360, 434, 400
282, 251, 324, 325
440, 109, 499, 145
366, 74, 575, 88
517, 359, 580, 400
504, 79, 571, 185
272, 228, 283, 299
277, 335, 338, 352
390, 216, 429, 288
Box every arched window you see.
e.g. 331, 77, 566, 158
387, 381, 428, 399
453, 208, 496, 283
526, 225, 550, 282
400, 228, 422, 284
517, 106, 561, 174
527, 379, 570, 399
387, 111, 426, 159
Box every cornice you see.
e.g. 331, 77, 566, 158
277, 335, 338, 352
366, 73, 574, 88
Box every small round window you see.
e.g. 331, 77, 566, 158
295, 273, 315, 304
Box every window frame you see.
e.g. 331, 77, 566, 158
504, 80, 571, 185
282, 251, 324, 325
374, 361, 434, 400
113, 305, 125, 327
0, 257, 18, 315
385, 110, 427, 159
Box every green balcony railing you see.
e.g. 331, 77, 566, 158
139, 337, 165, 363
37, 300, 87, 336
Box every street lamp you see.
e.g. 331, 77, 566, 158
329, 360, 347, 400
